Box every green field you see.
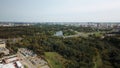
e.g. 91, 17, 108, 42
93, 52, 103, 68
45, 52, 66, 68
93, 32, 103, 37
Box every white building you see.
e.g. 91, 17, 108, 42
54, 31, 63, 36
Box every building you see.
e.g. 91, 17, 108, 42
54, 31, 63, 36
0, 63, 16, 68
0, 40, 6, 48
4, 57, 19, 63
18, 48, 37, 57
0, 55, 24, 68
0, 40, 9, 55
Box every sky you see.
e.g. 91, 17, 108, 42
0, 0, 120, 22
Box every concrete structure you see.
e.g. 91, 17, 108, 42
0, 63, 16, 68
16, 61, 24, 68
18, 48, 49, 68
0, 40, 6, 48
0, 48, 9, 55
4, 57, 19, 63
54, 31, 63, 36
0, 55, 24, 68
18, 48, 37, 57
0, 40, 9, 55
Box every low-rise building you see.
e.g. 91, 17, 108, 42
54, 31, 63, 36
0, 55, 24, 68
4, 57, 19, 63
0, 40, 9, 55
0, 40, 6, 48
18, 48, 37, 57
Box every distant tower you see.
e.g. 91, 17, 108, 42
96, 23, 100, 28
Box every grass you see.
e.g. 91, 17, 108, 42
93, 52, 103, 68
24, 65, 28, 68
94, 32, 103, 37
45, 52, 66, 68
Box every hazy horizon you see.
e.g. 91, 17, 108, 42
0, 0, 120, 22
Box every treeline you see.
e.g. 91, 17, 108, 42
7, 35, 120, 68
0, 24, 99, 38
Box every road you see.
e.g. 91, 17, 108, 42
63, 31, 104, 38
63, 32, 89, 38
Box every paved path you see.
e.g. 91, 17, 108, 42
63, 32, 89, 38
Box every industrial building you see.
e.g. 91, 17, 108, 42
0, 55, 24, 68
